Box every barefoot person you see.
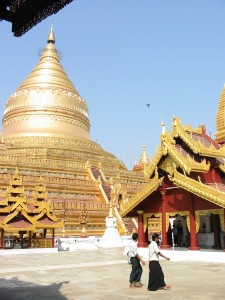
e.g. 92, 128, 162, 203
128, 233, 145, 288
147, 233, 171, 291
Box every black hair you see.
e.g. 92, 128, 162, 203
132, 233, 138, 241
151, 233, 159, 241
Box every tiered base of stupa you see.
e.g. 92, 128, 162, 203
98, 217, 123, 248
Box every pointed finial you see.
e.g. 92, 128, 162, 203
161, 120, 166, 135
47, 21, 55, 44
140, 145, 149, 164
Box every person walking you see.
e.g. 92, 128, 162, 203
147, 233, 171, 291
128, 232, 145, 288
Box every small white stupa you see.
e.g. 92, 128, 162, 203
98, 202, 123, 248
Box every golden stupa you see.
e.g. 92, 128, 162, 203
0, 27, 148, 237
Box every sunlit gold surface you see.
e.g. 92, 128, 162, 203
3, 28, 90, 140
216, 85, 225, 142
0, 27, 147, 237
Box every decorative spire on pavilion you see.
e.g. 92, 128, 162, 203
139, 145, 150, 165
7, 167, 27, 205
132, 145, 150, 172
33, 175, 48, 204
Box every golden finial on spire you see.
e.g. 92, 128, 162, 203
161, 120, 166, 135
140, 145, 149, 164
47, 21, 55, 44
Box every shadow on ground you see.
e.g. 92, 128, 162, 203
0, 277, 69, 300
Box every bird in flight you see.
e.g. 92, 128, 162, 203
146, 104, 151, 108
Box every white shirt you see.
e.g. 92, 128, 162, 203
149, 240, 160, 261
128, 240, 138, 257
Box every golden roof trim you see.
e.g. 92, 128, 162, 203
120, 173, 164, 217
168, 169, 225, 208
172, 117, 225, 158
144, 147, 164, 179
164, 137, 210, 174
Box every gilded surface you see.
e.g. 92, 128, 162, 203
0, 170, 62, 232
172, 117, 225, 157
162, 135, 210, 174
166, 211, 190, 232
195, 209, 224, 232
144, 147, 163, 179
168, 169, 225, 208
144, 213, 161, 233
3, 29, 90, 140
215, 86, 225, 141
120, 173, 164, 217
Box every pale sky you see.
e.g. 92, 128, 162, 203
1, 0, 225, 169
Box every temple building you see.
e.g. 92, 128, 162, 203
120, 115, 225, 250
2, 26, 224, 251
0, 27, 148, 246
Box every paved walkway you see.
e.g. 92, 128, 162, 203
0, 248, 225, 300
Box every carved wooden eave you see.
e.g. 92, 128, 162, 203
0, 206, 10, 213
36, 220, 62, 229
168, 169, 225, 208
164, 139, 210, 174
34, 209, 57, 222
34, 187, 47, 195
172, 117, 225, 158
0, 198, 9, 206
7, 195, 26, 203
10, 201, 28, 213
120, 173, 164, 217
30, 202, 51, 213
7, 186, 25, 195
3, 208, 34, 225
144, 147, 164, 179
3, 223, 35, 232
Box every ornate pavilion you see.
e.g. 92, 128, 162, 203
120, 115, 225, 250
0, 27, 149, 248
0, 168, 62, 248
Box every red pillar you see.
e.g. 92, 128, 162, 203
1, 230, 4, 249
137, 210, 148, 247
188, 196, 200, 250
52, 228, 55, 248
160, 188, 170, 249
223, 210, 225, 252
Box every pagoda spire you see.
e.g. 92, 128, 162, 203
2, 25, 90, 140
139, 145, 149, 165
47, 22, 55, 44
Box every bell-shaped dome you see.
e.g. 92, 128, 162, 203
2, 26, 90, 140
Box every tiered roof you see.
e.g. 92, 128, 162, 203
0, 168, 62, 233
120, 117, 225, 216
